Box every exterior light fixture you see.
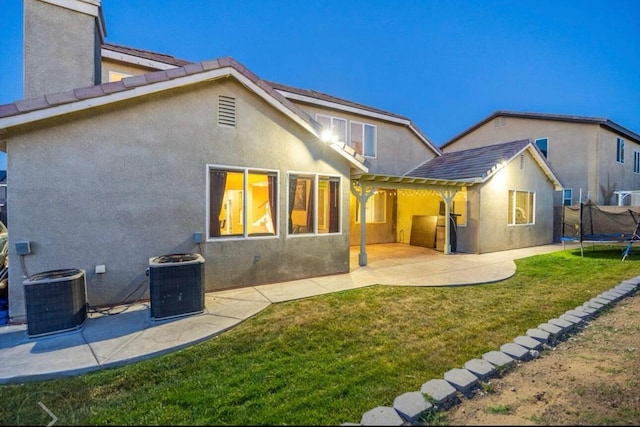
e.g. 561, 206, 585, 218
321, 130, 338, 143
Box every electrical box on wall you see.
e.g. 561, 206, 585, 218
193, 232, 203, 243
16, 241, 31, 255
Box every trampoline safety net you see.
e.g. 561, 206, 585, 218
562, 201, 640, 242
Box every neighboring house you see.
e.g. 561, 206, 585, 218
441, 111, 640, 208
0, 0, 563, 323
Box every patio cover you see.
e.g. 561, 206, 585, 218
350, 172, 477, 265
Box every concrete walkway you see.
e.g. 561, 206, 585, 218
0, 243, 574, 384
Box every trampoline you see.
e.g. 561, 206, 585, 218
561, 200, 640, 261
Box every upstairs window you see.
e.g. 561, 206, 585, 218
535, 137, 549, 158
316, 114, 377, 157
316, 114, 347, 142
508, 190, 535, 225
350, 122, 377, 158
617, 138, 625, 163
634, 151, 640, 174
563, 188, 573, 206
494, 117, 506, 127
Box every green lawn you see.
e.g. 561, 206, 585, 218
2, 245, 639, 426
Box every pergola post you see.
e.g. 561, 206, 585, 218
351, 179, 376, 266
439, 189, 458, 255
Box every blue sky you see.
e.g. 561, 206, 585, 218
1, 0, 639, 172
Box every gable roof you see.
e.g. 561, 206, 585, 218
269, 81, 442, 157
100, 43, 441, 157
406, 139, 563, 190
102, 42, 192, 69
0, 57, 367, 172
441, 110, 640, 148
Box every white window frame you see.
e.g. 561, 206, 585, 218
634, 151, 640, 174
316, 114, 347, 143
287, 172, 342, 236
563, 188, 573, 206
207, 165, 279, 241
508, 189, 535, 225
617, 138, 625, 163
350, 121, 377, 158
534, 137, 549, 158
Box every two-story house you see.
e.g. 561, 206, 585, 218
442, 111, 640, 207
0, 0, 562, 323
441, 111, 640, 240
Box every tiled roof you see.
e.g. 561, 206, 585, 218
441, 110, 640, 148
268, 81, 410, 121
102, 42, 192, 67
0, 57, 367, 170
407, 139, 532, 181
269, 81, 441, 156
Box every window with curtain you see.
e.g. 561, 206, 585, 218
288, 174, 341, 235
508, 190, 535, 225
209, 166, 278, 238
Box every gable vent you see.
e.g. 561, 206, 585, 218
520, 154, 525, 170
218, 95, 236, 127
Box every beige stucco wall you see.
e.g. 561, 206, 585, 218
5, 79, 352, 322
462, 150, 557, 253
445, 116, 640, 206
24, 0, 101, 98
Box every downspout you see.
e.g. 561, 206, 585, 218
350, 179, 376, 266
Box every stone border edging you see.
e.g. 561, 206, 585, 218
343, 276, 640, 426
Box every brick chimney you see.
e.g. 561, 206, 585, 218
23, 0, 106, 99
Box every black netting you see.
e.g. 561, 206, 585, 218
562, 201, 640, 242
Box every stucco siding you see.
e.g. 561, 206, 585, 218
597, 127, 640, 204
475, 151, 556, 253
24, 0, 99, 98
445, 116, 640, 206
6, 79, 351, 321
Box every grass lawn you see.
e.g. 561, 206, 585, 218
2, 245, 639, 425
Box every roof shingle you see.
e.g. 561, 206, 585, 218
407, 139, 531, 181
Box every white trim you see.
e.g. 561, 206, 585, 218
0, 66, 368, 172
38, 0, 100, 16
101, 49, 180, 71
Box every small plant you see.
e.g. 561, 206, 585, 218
480, 381, 496, 394
420, 408, 449, 425
485, 404, 513, 414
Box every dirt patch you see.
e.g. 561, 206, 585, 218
444, 292, 640, 425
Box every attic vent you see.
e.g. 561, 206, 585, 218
218, 95, 236, 127
520, 154, 525, 170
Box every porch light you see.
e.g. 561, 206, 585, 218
321, 130, 339, 143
